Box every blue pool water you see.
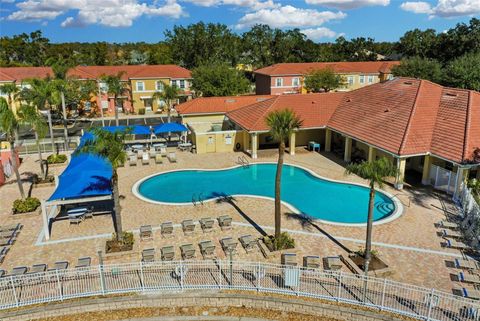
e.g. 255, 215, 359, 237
137, 164, 397, 224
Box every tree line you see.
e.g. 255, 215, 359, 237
1, 19, 479, 92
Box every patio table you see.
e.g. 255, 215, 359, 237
178, 142, 192, 151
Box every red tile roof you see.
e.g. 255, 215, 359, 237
254, 61, 400, 76
227, 93, 345, 131
176, 95, 273, 115
0, 67, 53, 82
0, 65, 191, 82
225, 78, 479, 164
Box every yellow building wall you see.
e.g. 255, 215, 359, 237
193, 131, 244, 154
131, 78, 170, 112
300, 72, 391, 93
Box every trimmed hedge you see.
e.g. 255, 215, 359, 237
13, 197, 41, 214
47, 154, 67, 164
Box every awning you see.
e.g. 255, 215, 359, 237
103, 125, 151, 135
154, 123, 188, 134
47, 153, 112, 201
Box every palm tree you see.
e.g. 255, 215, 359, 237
51, 61, 72, 151
0, 83, 20, 141
16, 104, 48, 178
100, 72, 130, 127
0, 97, 25, 199
345, 157, 398, 276
265, 109, 302, 243
152, 83, 180, 123
19, 78, 57, 152
75, 127, 127, 241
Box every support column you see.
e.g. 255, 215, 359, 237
325, 128, 332, 152
421, 155, 432, 185
344, 137, 352, 162
289, 132, 296, 156
242, 131, 249, 153
367, 146, 375, 162
41, 200, 50, 241
395, 158, 406, 190
251, 133, 258, 159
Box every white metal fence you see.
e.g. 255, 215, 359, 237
459, 183, 480, 220
16, 137, 80, 155
428, 165, 457, 195
0, 261, 478, 320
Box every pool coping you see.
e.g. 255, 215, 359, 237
131, 162, 404, 227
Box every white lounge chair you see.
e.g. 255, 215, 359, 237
168, 152, 177, 163
155, 154, 163, 164
142, 153, 150, 165
137, 149, 144, 160
129, 155, 137, 166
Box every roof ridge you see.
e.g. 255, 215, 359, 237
249, 96, 279, 130
398, 80, 424, 155
462, 90, 473, 162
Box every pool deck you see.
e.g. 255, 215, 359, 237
0, 148, 465, 293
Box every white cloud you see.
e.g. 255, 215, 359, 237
305, 0, 389, 10
182, 0, 277, 10
7, 0, 185, 27
400, 1, 432, 14
400, 0, 480, 17
301, 27, 342, 41
236, 5, 346, 29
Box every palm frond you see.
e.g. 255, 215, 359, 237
265, 109, 303, 142
345, 157, 398, 188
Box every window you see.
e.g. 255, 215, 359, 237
292, 77, 300, 87
275, 78, 283, 87
368, 76, 374, 83
155, 81, 164, 91
387, 74, 394, 80
180, 80, 185, 89
136, 81, 145, 91
359, 75, 365, 84
171, 80, 178, 87
347, 76, 354, 86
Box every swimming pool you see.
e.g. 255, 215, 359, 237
133, 163, 402, 225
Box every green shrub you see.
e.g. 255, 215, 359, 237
106, 231, 135, 253
263, 232, 295, 251
13, 197, 41, 214
47, 154, 67, 164
138, 107, 146, 115
355, 248, 380, 258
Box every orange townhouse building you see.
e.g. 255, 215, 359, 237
254, 61, 400, 95
0, 64, 192, 115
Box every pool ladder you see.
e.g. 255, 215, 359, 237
237, 156, 250, 168
192, 192, 205, 207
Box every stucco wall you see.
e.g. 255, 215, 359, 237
194, 130, 244, 154
183, 114, 226, 124
296, 128, 325, 147
131, 78, 170, 112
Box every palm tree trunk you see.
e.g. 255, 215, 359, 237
363, 186, 375, 276
112, 170, 123, 241
114, 95, 119, 127
34, 131, 45, 179
46, 109, 55, 153
274, 141, 285, 242
60, 91, 69, 151
10, 140, 25, 199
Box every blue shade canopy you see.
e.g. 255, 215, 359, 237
102, 125, 151, 135
48, 133, 113, 201
154, 123, 188, 134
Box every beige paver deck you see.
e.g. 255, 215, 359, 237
0, 148, 468, 294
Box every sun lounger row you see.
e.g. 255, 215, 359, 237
0, 257, 91, 278
280, 254, 342, 270
0, 224, 22, 262
128, 152, 177, 166
139, 216, 233, 241
141, 234, 259, 262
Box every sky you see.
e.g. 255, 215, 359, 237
0, 0, 479, 43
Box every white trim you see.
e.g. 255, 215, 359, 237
131, 162, 404, 227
